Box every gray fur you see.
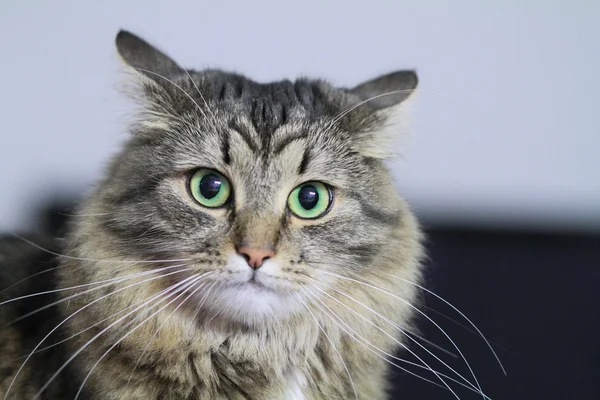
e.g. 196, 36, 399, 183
0, 30, 423, 399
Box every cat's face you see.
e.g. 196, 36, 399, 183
87, 31, 418, 325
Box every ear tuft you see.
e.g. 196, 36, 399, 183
347, 70, 418, 159
115, 30, 183, 80
351, 70, 418, 110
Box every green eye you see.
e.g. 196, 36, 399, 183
287, 181, 332, 219
189, 169, 231, 208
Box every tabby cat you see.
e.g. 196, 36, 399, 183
0, 30, 426, 399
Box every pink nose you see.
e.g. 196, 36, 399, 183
237, 246, 275, 269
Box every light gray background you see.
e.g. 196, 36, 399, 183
1, 0, 598, 232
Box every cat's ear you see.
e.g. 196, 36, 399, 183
116, 30, 188, 130
348, 70, 418, 159
350, 70, 418, 110
115, 30, 184, 82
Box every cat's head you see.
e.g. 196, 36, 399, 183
78, 30, 419, 325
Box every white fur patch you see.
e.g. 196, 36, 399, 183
204, 255, 302, 323
216, 371, 306, 399
280, 370, 307, 400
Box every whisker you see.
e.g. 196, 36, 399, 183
203, 290, 235, 326
9, 285, 193, 362
2, 268, 190, 400
380, 272, 507, 375
309, 285, 458, 389
402, 329, 458, 359
32, 274, 203, 400
104, 273, 210, 340
133, 67, 209, 120
420, 307, 516, 357
182, 67, 218, 123
0, 264, 189, 308
315, 87, 449, 148
309, 287, 487, 398
327, 88, 449, 129
330, 89, 414, 125
0, 266, 61, 295
9, 234, 191, 264
316, 269, 484, 399
73, 275, 207, 399
295, 292, 359, 400
124, 280, 216, 388
2, 266, 191, 329
191, 281, 218, 319
293, 268, 456, 358
303, 287, 453, 395
312, 281, 475, 389
53, 211, 112, 217
308, 285, 491, 399
30, 275, 214, 362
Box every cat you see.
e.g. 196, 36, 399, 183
0, 30, 426, 399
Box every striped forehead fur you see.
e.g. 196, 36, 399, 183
124, 65, 413, 162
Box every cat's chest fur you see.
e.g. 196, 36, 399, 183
88, 316, 320, 399
215, 370, 307, 400
281, 370, 308, 400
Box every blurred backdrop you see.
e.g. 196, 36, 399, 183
1, 0, 599, 233
1, 1, 599, 399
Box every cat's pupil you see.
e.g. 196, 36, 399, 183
199, 174, 222, 199
298, 185, 319, 210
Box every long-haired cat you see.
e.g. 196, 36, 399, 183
1, 30, 428, 399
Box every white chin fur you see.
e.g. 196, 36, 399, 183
201, 254, 302, 323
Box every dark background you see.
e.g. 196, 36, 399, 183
391, 224, 600, 399
32, 201, 600, 399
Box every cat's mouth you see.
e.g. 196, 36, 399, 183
198, 261, 304, 320
245, 278, 270, 290
248, 271, 263, 284
224, 271, 276, 292
218, 254, 288, 293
